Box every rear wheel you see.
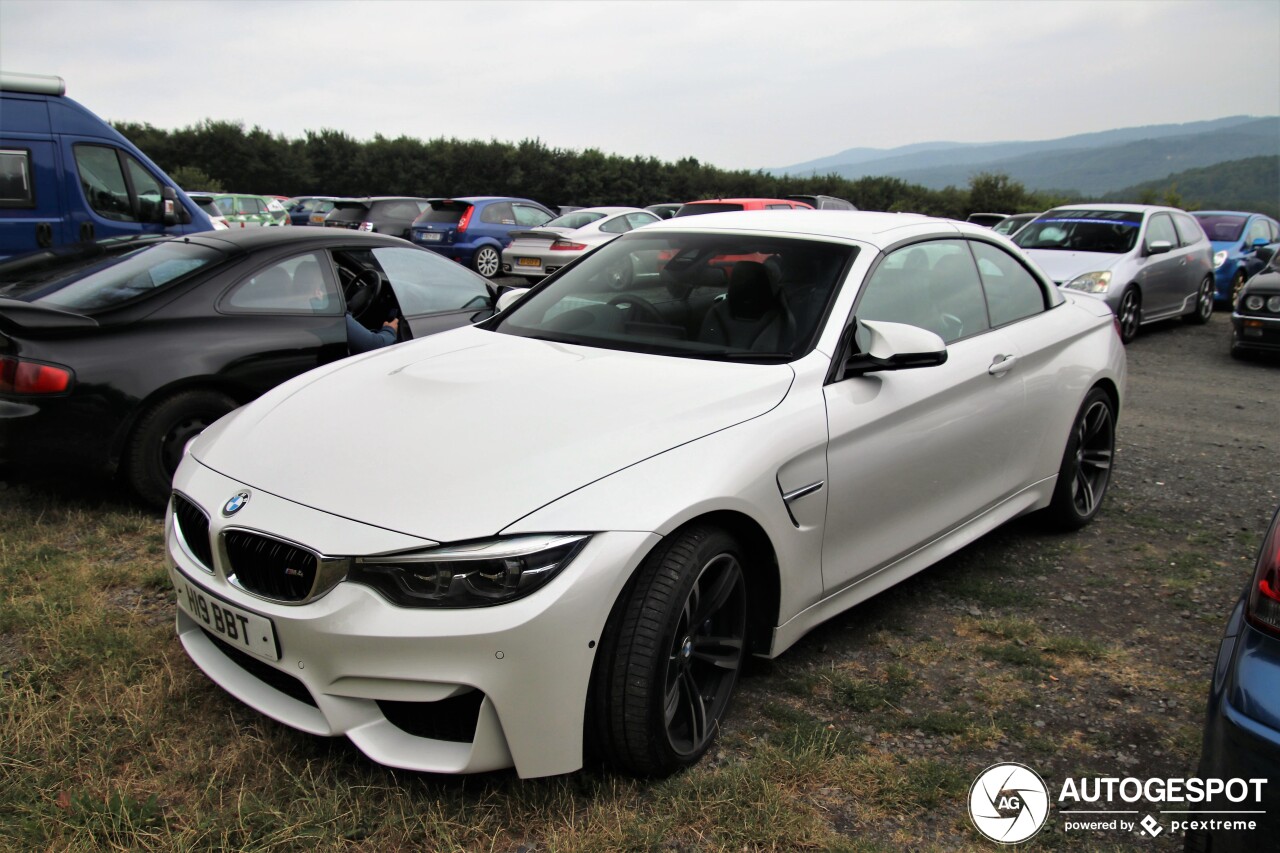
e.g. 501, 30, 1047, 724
1184, 276, 1213, 325
472, 245, 501, 278
1042, 387, 1116, 530
125, 389, 236, 508
1117, 286, 1141, 344
590, 524, 748, 776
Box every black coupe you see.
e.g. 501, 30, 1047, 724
0, 229, 500, 505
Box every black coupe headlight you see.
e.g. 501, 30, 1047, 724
348, 534, 590, 608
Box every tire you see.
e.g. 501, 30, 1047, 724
1116, 286, 1141, 344
590, 524, 748, 776
1042, 387, 1116, 531
125, 389, 237, 509
472, 245, 501, 278
1184, 276, 1213, 325
1230, 269, 1247, 306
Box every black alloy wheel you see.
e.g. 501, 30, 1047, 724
126, 389, 237, 508
591, 525, 748, 776
1043, 387, 1116, 530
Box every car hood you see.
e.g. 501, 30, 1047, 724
1022, 249, 1123, 284
191, 326, 795, 542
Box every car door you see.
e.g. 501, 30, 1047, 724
215, 251, 348, 388
1142, 212, 1192, 316
355, 245, 494, 338
820, 239, 1028, 592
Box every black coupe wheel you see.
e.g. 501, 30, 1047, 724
1184, 276, 1213, 325
1117, 286, 1141, 344
1043, 387, 1115, 531
591, 525, 748, 776
126, 389, 237, 509
472, 245, 501, 278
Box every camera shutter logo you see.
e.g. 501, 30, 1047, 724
969, 762, 1050, 844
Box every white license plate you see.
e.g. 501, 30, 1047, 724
418, 232, 443, 242
172, 567, 280, 661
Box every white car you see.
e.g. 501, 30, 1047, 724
500, 206, 660, 280
166, 211, 1126, 779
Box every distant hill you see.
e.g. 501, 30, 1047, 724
772, 116, 1279, 197
1102, 156, 1279, 218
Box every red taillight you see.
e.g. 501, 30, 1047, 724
0, 356, 73, 394
456, 206, 474, 233
551, 241, 587, 251
1245, 508, 1280, 638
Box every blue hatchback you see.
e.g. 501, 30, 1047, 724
1191, 211, 1280, 304
1189, 503, 1280, 851
409, 197, 555, 278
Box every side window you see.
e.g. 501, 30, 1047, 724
1145, 213, 1178, 249
599, 215, 630, 234
513, 204, 552, 227
124, 156, 165, 223
222, 252, 341, 314
74, 144, 135, 222
627, 212, 659, 229
970, 241, 1047, 327
369, 246, 490, 314
1173, 213, 1206, 247
1245, 218, 1272, 246
480, 202, 515, 225
0, 149, 34, 207
856, 240, 989, 344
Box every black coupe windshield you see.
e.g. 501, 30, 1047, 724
493, 231, 855, 361
1, 241, 223, 312
1013, 210, 1141, 254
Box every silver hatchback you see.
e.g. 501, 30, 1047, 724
1014, 204, 1214, 343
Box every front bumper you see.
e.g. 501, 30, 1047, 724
1231, 312, 1280, 354
166, 458, 656, 777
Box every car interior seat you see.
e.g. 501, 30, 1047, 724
698, 260, 794, 351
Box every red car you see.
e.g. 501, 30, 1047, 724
673, 198, 813, 217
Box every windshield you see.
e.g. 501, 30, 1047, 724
1013, 210, 1141, 254
493, 231, 855, 362
0, 241, 224, 311
545, 211, 607, 229
1192, 214, 1247, 243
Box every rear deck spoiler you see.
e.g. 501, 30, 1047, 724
0, 298, 98, 330
507, 230, 567, 242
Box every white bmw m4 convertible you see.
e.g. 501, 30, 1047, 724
166, 211, 1126, 778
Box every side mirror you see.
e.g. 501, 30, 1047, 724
840, 320, 947, 378
1251, 237, 1270, 250
495, 288, 528, 313
162, 186, 182, 226
1145, 240, 1173, 256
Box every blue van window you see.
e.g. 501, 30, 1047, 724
125, 156, 165, 223
74, 144, 136, 222
0, 150, 34, 207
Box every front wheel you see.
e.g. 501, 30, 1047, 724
590, 525, 748, 776
125, 389, 237, 508
1184, 276, 1213, 325
1042, 387, 1116, 531
1116, 286, 1141, 344
472, 245, 501, 278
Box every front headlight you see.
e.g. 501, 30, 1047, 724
1245, 295, 1265, 311
348, 534, 590, 607
1269, 296, 1280, 314
1065, 271, 1112, 294
1213, 250, 1228, 270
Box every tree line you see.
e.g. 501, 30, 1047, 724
114, 118, 1202, 218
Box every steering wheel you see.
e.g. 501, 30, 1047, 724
344, 268, 384, 318
607, 294, 666, 325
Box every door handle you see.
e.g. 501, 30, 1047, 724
988, 353, 1017, 375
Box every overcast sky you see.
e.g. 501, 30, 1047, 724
3, 0, 1278, 171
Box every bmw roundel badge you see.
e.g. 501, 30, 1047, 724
222, 490, 251, 516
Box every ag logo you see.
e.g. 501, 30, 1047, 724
969, 762, 1050, 844
222, 490, 251, 517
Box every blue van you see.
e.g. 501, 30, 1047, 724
0, 71, 213, 260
